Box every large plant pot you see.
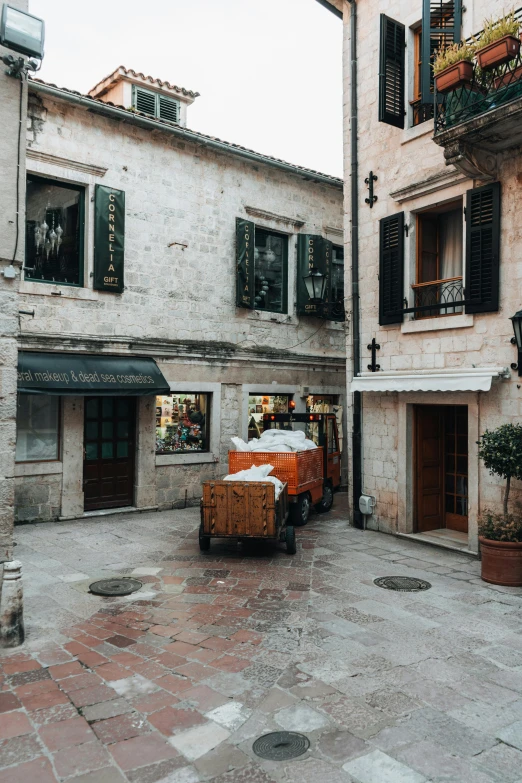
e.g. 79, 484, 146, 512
479, 536, 522, 586
435, 60, 474, 94
476, 35, 521, 70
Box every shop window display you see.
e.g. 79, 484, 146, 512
16, 394, 60, 462
248, 394, 289, 440
156, 393, 209, 454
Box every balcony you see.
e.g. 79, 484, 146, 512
433, 9, 522, 179
410, 277, 464, 319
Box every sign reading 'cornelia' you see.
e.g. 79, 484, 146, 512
94, 184, 125, 293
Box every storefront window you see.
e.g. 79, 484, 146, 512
248, 394, 289, 440
156, 393, 209, 454
16, 395, 60, 462
306, 395, 336, 413
254, 229, 287, 314
25, 175, 84, 286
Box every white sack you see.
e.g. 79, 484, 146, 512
231, 436, 251, 452
223, 463, 284, 500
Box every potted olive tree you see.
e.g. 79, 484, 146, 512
475, 11, 520, 70
434, 41, 476, 93
477, 423, 522, 586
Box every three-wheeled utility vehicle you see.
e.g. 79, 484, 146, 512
228, 412, 341, 526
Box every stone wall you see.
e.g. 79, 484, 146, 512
14, 473, 61, 523
0, 0, 28, 557
343, 0, 522, 548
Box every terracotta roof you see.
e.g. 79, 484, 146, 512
89, 65, 200, 98
28, 78, 342, 187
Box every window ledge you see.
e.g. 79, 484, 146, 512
156, 452, 219, 466
15, 461, 63, 477
247, 310, 297, 325
20, 281, 99, 301
401, 314, 474, 334
401, 122, 434, 146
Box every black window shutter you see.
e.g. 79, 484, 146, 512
158, 96, 179, 123
379, 14, 405, 129
134, 87, 156, 116
236, 218, 255, 309
465, 183, 500, 314
421, 0, 462, 104
379, 212, 404, 325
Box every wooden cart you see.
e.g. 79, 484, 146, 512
199, 480, 295, 554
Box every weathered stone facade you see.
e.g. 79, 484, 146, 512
14, 70, 345, 522
0, 0, 28, 556
340, 0, 522, 553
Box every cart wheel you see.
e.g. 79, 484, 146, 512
199, 523, 210, 552
290, 492, 311, 527
286, 525, 296, 555
315, 482, 334, 513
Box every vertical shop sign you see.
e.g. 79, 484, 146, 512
94, 185, 125, 293
297, 234, 327, 316
236, 218, 255, 308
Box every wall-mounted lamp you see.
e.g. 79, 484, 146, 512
510, 310, 522, 375
303, 268, 327, 302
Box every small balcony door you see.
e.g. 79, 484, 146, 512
415, 405, 468, 534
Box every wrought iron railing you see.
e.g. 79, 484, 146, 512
435, 8, 522, 133
410, 276, 464, 318
411, 99, 435, 127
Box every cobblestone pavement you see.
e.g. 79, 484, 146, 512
2, 497, 522, 782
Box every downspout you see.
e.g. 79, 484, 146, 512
347, 0, 363, 528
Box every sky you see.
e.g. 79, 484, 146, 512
28, 0, 344, 178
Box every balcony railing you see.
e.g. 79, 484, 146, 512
435, 8, 522, 133
410, 276, 465, 318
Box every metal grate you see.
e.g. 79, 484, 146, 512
89, 578, 143, 596
374, 576, 431, 592
229, 449, 323, 495
253, 732, 310, 761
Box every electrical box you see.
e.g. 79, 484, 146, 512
359, 494, 375, 516
299, 386, 310, 398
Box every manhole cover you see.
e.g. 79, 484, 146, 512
253, 731, 310, 761
374, 576, 431, 592
89, 578, 142, 596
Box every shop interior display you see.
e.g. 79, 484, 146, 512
156, 393, 208, 453
254, 230, 284, 312
248, 394, 289, 440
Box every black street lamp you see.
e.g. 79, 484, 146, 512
303, 268, 327, 302
510, 310, 522, 375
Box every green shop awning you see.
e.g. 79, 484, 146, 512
17, 352, 170, 396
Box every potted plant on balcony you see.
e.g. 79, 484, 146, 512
434, 41, 476, 93
475, 11, 520, 70
477, 423, 522, 586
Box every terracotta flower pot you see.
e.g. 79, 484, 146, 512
476, 34, 521, 70
479, 536, 522, 586
435, 60, 474, 93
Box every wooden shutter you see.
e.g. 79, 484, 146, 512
236, 218, 255, 309
379, 212, 404, 325
158, 96, 179, 123
134, 87, 156, 116
379, 15, 405, 129
465, 183, 500, 314
421, 0, 462, 104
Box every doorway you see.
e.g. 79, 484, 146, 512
83, 397, 136, 511
415, 405, 468, 535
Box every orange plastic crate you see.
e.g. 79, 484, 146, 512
228, 449, 323, 496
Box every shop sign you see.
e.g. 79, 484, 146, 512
236, 218, 255, 308
296, 234, 332, 317
94, 185, 125, 293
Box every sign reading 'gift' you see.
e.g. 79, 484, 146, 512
93, 184, 125, 294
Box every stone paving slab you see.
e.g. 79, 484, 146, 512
0, 496, 521, 781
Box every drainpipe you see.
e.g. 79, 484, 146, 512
347, 0, 363, 528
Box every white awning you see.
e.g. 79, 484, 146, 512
349, 367, 510, 393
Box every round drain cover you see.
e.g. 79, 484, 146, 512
89, 578, 142, 596
253, 731, 310, 761
374, 576, 431, 592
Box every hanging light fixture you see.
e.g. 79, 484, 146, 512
303, 267, 327, 302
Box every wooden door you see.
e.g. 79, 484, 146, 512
83, 397, 136, 511
415, 406, 444, 532
444, 406, 468, 533
326, 416, 341, 489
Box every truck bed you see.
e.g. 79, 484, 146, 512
201, 480, 288, 538
228, 449, 323, 496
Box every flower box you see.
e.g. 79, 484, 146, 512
476, 34, 521, 70
435, 60, 474, 94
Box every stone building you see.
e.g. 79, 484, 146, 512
13, 65, 346, 525
320, 0, 522, 554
